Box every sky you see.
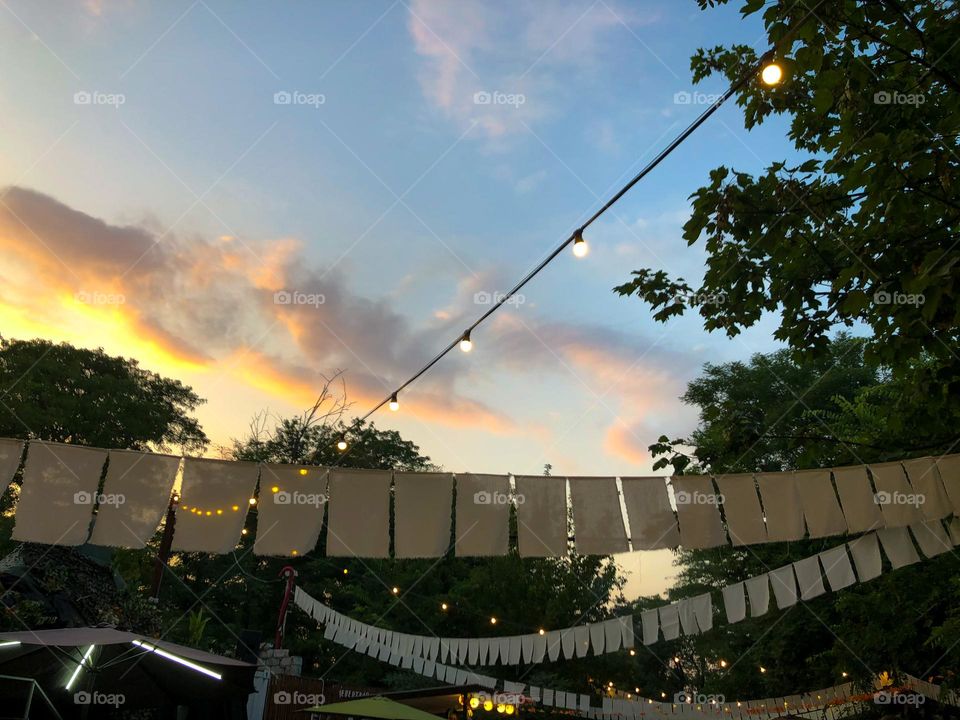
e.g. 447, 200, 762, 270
0, 0, 799, 598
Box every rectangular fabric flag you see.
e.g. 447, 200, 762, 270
847, 532, 882, 580
745, 574, 770, 617
326, 468, 392, 557
901, 457, 952, 520
714, 473, 767, 545
756, 471, 805, 541
89, 449, 180, 548
911, 521, 952, 558
172, 457, 259, 553
515, 475, 568, 557
869, 462, 923, 527
691, 593, 712, 632
454, 473, 511, 556
793, 556, 826, 600
677, 599, 697, 636
618, 616, 634, 649
589, 622, 606, 654
569, 476, 629, 554
533, 633, 547, 662
13, 441, 107, 545
769, 565, 799, 609
877, 526, 920, 568
640, 609, 659, 645
394, 472, 453, 558
254, 463, 328, 557
832, 465, 883, 533
722, 582, 746, 623
658, 604, 681, 641
0, 438, 23, 489
672, 475, 726, 549
620, 476, 680, 549
818, 545, 856, 591
934, 455, 960, 513
574, 625, 590, 658
794, 469, 847, 537
546, 630, 562, 661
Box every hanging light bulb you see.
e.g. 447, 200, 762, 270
489, 616, 497, 625
572, 229, 589, 258
248, 497, 257, 506
719, 659, 728, 668
459, 330, 473, 353
441, 602, 449, 611
389, 393, 399, 411
538, 628, 545, 636
505, 705, 515, 715
337, 437, 348, 451
299, 468, 309, 476
629, 649, 636, 656
392, 586, 400, 595
483, 700, 494, 712
759, 666, 767, 673
470, 698, 480, 710
761, 62, 783, 85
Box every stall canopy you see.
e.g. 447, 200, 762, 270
306, 695, 451, 720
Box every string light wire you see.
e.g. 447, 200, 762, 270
351, 47, 777, 429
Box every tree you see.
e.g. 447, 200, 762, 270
614, 0, 960, 430
655, 337, 960, 699
0, 337, 207, 452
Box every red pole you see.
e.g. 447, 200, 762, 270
275, 565, 298, 649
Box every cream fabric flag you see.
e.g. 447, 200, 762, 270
515, 475, 568, 557
877, 526, 920, 568
672, 476, 726, 549
714, 474, 767, 545
769, 565, 799, 609
508, 636, 523, 664
589, 622, 606, 654
818, 545, 856, 591
794, 469, 847, 537
533, 632, 547, 662
89, 450, 180, 548
910, 521, 952, 558
847, 533, 882, 580
745, 574, 771, 617
677, 599, 698, 636
326, 468, 392, 557
395, 472, 453, 558
722, 582, 747, 623
901, 457, 952, 520
658, 604, 681, 641
605, 618, 624, 652
521, 635, 534, 663
13, 441, 107, 545
620, 477, 680, 549
254, 464, 328, 557
793, 556, 826, 600
574, 625, 590, 658
569, 476, 629, 554
640, 610, 660, 645
454, 473, 511, 556
560, 628, 576, 659
934, 455, 960, 513
546, 630, 562, 661
756, 471, 805, 541
869, 462, 923, 527
618, 616, 634, 649
172, 458, 259, 553
691, 593, 712, 632
832, 465, 883, 533
0, 438, 23, 489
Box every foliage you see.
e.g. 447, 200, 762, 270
0, 337, 207, 452
614, 0, 960, 431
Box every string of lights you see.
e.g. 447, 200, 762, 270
333, 50, 785, 451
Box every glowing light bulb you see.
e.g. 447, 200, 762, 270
248, 498, 257, 505
441, 602, 449, 611
761, 62, 783, 85
389, 393, 399, 411
205, 510, 212, 516
337, 438, 348, 451
271, 486, 280, 493
505, 706, 515, 715
460, 331, 473, 353
496, 704, 505, 714
299, 468, 308, 476
470, 698, 480, 709
489, 617, 497, 625
719, 659, 727, 668
241, 528, 249, 535
760, 666, 767, 673
232, 504, 239, 511
572, 229, 589, 258
630, 649, 636, 656
342, 568, 349, 575
538, 628, 545, 636
291, 550, 298, 556
216, 509, 223, 515
483, 701, 494, 712
392, 586, 400, 595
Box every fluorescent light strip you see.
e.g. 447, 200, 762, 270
0, 641, 21, 648
65, 645, 95, 690
131, 640, 222, 681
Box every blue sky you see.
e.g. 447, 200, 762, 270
0, 0, 799, 595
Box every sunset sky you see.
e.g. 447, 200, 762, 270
0, 0, 798, 596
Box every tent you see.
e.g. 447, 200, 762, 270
304, 695, 452, 720
0, 627, 256, 717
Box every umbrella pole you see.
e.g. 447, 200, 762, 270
275, 566, 297, 649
